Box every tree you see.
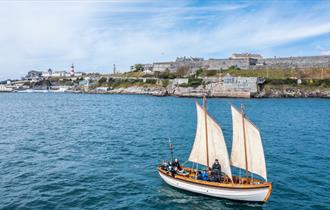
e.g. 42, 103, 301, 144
228, 65, 241, 71
176, 65, 189, 77
98, 77, 107, 84
195, 68, 204, 77
134, 64, 144, 72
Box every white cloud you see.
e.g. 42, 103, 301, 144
321, 50, 330, 55
0, 1, 330, 80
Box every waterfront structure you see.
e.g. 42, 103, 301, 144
95, 87, 109, 92
42, 68, 53, 77
138, 54, 330, 73
25, 70, 42, 80
222, 74, 260, 93
172, 78, 189, 86
230, 53, 263, 59
73, 72, 83, 77
70, 64, 75, 76
0, 84, 13, 92
143, 69, 153, 75
113, 64, 116, 74
52, 71, 67, 77
39, 65, 84, 78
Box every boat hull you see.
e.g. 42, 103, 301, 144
159, 171, 271, 203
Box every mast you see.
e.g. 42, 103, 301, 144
203, 96, 210, 169
241, 104, 249, 178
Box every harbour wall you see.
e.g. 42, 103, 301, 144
148, 55, 330, 72
254, 56, 330, 69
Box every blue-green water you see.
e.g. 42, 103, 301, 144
0, 93, 329, 209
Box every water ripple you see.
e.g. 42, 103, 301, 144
0, 94, 329, 209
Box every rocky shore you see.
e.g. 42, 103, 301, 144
107, 86, 167, 96
88, 85, 330, 98
256, 86, 330, 98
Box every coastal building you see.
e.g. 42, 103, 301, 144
39, 65, 84, 78
222, 74, 259, 93
153, 62, 175, 72
172, 78, 189, 86
70, 64, 75, 76
230, 53, 263, 59
25, 70, 42, 80
142, 63, 153, 71
74, 72, 84, 77
0, 84, 13, 92
95, 87, 109, 92
134, 53, 330, 74
143, 69, 154, 75
52, 71, 67, 77
42, 68, 53, 77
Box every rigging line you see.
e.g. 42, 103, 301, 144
196, 163, 199, 179
182, 160, 189, 167
239, 167, 242, 184
241, 104, 249, 179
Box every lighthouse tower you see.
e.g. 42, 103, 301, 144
70, 64, 75, 76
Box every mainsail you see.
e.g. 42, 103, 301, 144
189, 102, 232, 180
230, 106, 267, 181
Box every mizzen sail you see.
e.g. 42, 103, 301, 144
230, 106, 267, 181
189, 102, 232, 180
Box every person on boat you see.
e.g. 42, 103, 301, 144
167, 161, 176, 177
199, 170, 209, 181
161, 160, 169, 170
211, 159, 222, 182
212, 159, 221, 171
173, 159, 182, 171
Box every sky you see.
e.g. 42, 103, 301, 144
1, 0, 330, 80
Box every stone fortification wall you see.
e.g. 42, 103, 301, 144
149, 55, 330, 72
201, 59, 250, 70
153, 61, 204, 72
253, 56, 330, 69
152, 62, 175, 72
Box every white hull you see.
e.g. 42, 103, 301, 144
159, 172, 270, 202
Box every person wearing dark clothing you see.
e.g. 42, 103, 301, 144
211, 159, 222, 182
167, 162, 176, 177
161, 160, 168, 170
212, 159, 221, 171
173, 158, 182, 171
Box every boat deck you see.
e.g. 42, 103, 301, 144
158, 166, 272, 189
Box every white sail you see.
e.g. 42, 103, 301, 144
189, 102, 232, 180
230, 106, 267, 181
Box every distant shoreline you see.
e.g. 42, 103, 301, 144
2, 88, 330, 98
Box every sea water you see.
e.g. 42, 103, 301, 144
0, 93, 329, 209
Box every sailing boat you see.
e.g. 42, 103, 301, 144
158, 97, 272, 203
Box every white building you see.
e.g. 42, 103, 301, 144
52, 71, 67, 77
95, 87, 109, 92
223, 74, 259, 93
0, 85, 13, 92
172, 78, 189, 86
143, 69, 154, 75
42, 68, 53, 77
74, 72, 84, 77
230, 53, 263, 60
70, 64, 75, 76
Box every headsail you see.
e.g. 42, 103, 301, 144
230, 106, 267, 181
189, 102, 232, 180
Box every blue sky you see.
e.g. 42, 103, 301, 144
1, 0, 330, 80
